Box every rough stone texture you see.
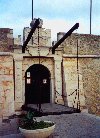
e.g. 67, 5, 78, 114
14, 56, 23, 110
62, 57, 100, 115
63, 58, 85, 109
62, 33, 100, 55
55, 33, 100, 116
26, 46, 50, 56
0, 27, 100, 117
22, 57, 54, 104
0, 28, 14, 52
23, 27, 51, 47
14, 35, 21, 46
54, 57, 64, 105
80, 58, 100, 115
0, 56, 14, 117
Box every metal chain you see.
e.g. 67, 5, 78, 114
55, 89, 77, 98
76, 37, 80, 110
38, 27, 40, 64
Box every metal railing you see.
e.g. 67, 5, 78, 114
55, 89, 80, 110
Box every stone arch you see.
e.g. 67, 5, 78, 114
25, 64, 51, 104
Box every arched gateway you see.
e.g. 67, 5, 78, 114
25, 64, 50, 104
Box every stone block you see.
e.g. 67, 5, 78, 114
14, 101, 24, 111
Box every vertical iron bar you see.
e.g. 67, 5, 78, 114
32, 0, 33, 45
38, 27, 40, 64
13, 59, 15, 100
77, 39, 80, 110
32, 0, 33, 20
38, 27, 41, 112
77, 39, 79, 99
77, 39, 78, 72
90, 0, 92, 34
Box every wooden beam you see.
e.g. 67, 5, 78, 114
22, 18, 40, 53
52, 23, 79, 54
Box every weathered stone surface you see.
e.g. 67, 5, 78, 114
62, 58, 85, 109
0, 28, 100, 117
63, 33, 100, 55
0, 28, 14, 52
0, 56, 14, 116
79, 58, 100, 115
23, 27, 51, 47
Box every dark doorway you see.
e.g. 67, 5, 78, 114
25, 64, 50, 104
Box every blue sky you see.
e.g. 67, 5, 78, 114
0, 0, 100, 41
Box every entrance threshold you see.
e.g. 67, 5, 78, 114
21, 103, 81, 117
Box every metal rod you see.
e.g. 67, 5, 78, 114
32, 0, 33, 45
90, 0, 92, 34
38, 27, 41, 112
32, 0, 33, 20
77, 39, 79, 73
13, 59, 15, 100
52, 23, 79, 54
77, 39, 79, 98
38, 79, 41, 112
22, 18, 40, 53
77, 39, 80, 110
38, 27, 40, 63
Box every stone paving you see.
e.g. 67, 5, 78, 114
0, 113, 100, 138
26, 103, 80, 114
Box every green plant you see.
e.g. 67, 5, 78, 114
19, 111, 54, 130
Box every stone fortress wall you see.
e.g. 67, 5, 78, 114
0, 55, 14, 116
0, 27, 100, 116
0, 28, 14, 52
23, 27, 51, 47
58, 33, 100, 115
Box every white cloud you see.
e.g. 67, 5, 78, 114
43, 18, 72, 41
42, 18, 91, 41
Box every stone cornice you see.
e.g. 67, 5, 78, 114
0, 52, 13, 56
63, 54, 100, 58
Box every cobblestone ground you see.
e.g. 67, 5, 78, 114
0, 113, 100, 138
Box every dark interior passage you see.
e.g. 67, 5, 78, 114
25, 64, 50, 104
